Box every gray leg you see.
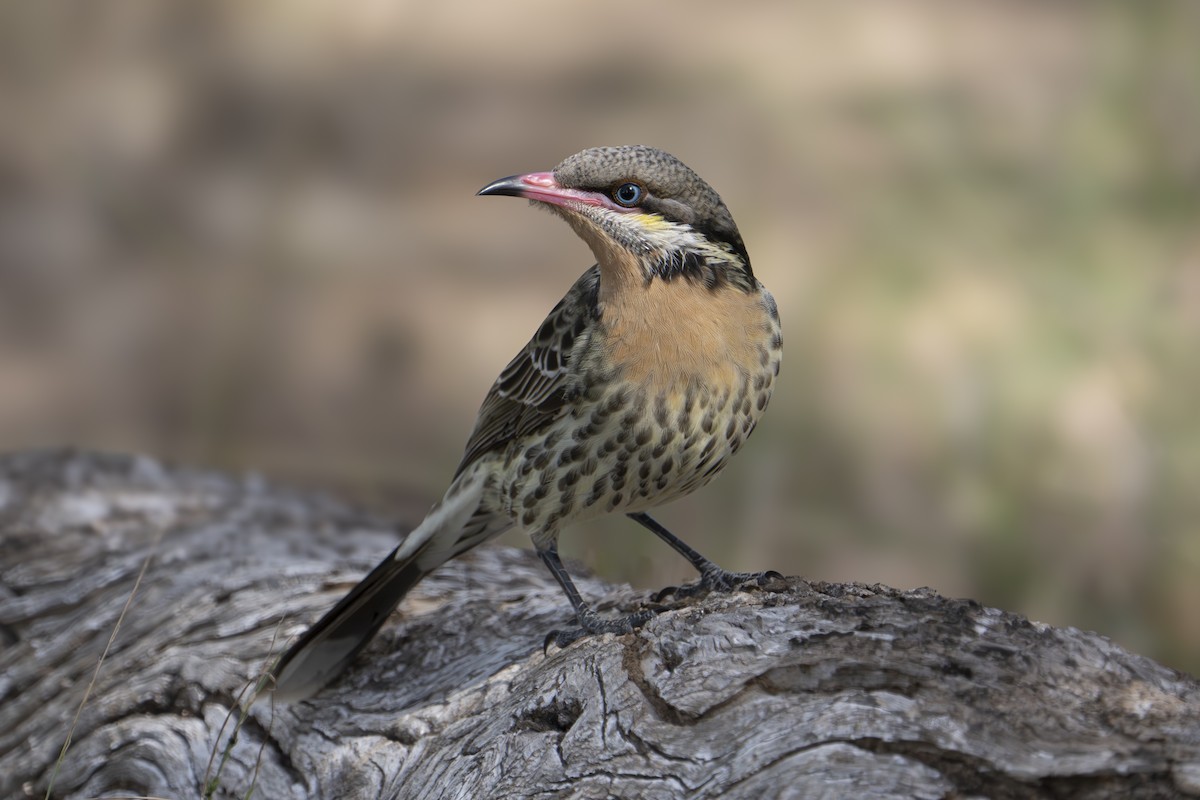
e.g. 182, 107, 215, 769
626, 512, 782, 598
537, 543, 654, 648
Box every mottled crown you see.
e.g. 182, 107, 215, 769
553, 145, 749, 268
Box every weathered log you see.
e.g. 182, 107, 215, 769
1, 450, 1197, 799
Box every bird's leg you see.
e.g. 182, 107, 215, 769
627, 512, 782, 600
537, 543, 654, 648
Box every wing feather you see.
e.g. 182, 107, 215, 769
454, 266, 601, 477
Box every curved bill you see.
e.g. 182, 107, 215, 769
477, 172, 607, 210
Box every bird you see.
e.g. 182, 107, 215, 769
269, 145, 782, 700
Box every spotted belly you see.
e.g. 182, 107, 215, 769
497, 360, 777, 545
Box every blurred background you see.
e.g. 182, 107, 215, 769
1, 1, 1197, 673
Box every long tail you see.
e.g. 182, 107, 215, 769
268, 539, 432, 701
269, 473, 493, 701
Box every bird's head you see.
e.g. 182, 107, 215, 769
478, 145, 752, 286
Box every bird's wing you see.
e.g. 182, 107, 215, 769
454, 265, 601, 478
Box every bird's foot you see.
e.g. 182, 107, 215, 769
543, 608, 656, 652
654, 568, 784, 602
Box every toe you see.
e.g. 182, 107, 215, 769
652, 585, 680, 602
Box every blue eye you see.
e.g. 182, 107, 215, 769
612, 182, 643, 207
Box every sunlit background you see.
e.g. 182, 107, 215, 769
1, 1, 1197, 674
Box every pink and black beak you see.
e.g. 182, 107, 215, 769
478, 172, 616, 211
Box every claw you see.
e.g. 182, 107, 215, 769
757, 570, 785, 585
658, 569, 786, 601
653, 585, 680, 602
543, 609, 656, 651
551, 627, 587, 649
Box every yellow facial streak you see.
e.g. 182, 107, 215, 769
631, 212, 670, 231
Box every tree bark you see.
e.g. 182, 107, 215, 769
1, 450, 1198, 799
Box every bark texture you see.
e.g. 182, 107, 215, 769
1, 450, 1198, 800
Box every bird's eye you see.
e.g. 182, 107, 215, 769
612, 182, 643, 207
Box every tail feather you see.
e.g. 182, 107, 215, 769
269, 541, 430, 701
268, 468, 492, 701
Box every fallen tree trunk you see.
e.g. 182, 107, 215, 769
1, 450, 1197, 799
